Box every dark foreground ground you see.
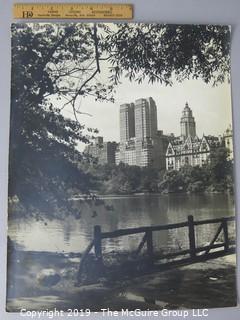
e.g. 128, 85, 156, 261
6, 250, 237, 312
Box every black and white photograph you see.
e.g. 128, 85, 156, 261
6, 22, 236, 312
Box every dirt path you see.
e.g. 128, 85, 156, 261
6, 251, 237, 311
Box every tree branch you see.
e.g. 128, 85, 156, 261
93, 23, 100, 73
62, 25, 101, 111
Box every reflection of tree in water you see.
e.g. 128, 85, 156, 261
78, 194, 235, 255
166, 193, 234, 222
8, 194, 235, 255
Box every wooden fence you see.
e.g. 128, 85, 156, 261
77, 215, 235, 282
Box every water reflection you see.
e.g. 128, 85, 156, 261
8, 194, 235, 254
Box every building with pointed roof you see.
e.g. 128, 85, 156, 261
180, 102, 196, 138
166, 103, 224, 171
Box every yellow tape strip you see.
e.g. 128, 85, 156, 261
13, 3, 133, 19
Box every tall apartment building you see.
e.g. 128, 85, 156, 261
120, 103, 135, 142
84, 137, 117, 165
116, 97, 170, 169
135, 97, 158, 140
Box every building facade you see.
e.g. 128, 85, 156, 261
166, 135, 221, 171
166, 103, 229, 171
84, 137, 117, 165
116, 97, 170, 169
223, 125, 234, 160
120, 103, 135, 142
180, 102, 196, 138
135, 97, 158, 140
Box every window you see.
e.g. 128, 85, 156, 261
202, 142, 207, 151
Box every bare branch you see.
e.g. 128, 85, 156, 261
61, 25, 101, 112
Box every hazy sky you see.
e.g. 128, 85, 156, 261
65, 76, 232, 150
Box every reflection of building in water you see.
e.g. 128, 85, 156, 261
166, 103, 233, 170
116, 97, 172, 169
84, 136, 117, 165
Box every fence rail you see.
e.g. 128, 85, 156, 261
77, 215, 236, 282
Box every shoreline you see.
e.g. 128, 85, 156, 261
70, 190, 234, 201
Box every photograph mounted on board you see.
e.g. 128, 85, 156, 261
7, 22, 236, 311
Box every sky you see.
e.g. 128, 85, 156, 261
63, 75, 233, 150
58, 23, 233, 150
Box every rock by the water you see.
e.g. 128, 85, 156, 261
37, 269, 61, 287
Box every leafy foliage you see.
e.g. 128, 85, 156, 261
9, 23, 114, 217
104, 24, 230, 86
79, 147, 233, 196
80, 162, 162, 194
159, 147, 233, 193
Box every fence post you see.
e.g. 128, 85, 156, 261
146, 230, 153, 263
94, 225, 102, 262
222, 218, 229, 252
188, 215, 196, 259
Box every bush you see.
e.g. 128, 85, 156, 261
187, 181, 205, 193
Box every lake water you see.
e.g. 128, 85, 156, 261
8, 193, 235, 254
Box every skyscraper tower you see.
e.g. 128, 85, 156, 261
135, 97, 158, 140
119, 103, 135, 143
116, 97, 168, 169
180, 102, 196, 138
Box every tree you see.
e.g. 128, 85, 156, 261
9, 23, 114, 217
140, 167, 159, 192
9, 23, 231, 217
209, 147, 232, 183
159, 170, 185, 193
104, 24, 230, 86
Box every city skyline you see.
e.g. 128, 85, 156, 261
84, 99, 233, 169
74, 77, 232, 150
